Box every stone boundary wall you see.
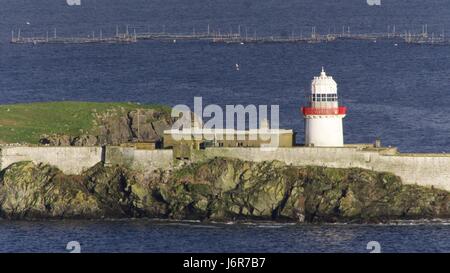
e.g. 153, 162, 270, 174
191, 147, 450, 191
0, 146, 173, 175
2, 146, 450, 192
0, 146, 103, 174
104, 147, 173, 172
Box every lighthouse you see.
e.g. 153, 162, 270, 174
302, 68, 347, 147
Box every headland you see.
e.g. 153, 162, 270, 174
0, 101, 449, 222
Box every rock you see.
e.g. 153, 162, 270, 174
71, 135, 98, 146
83, 163, 138, 217
95, 110, 133, 145
338, 190, 361, 218
0, 158, 448, 222
39, 134, 72, 146
128, 109, 160, 142
0, 161, 101, 219
39, 107, 173, 146
151, 120, 172, 138
159, 159, 450, 223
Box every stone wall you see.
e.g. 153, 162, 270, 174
191, 147, 450, 191
0, 146, 103, 175
0, 146, 173, 175
369, 154, 450, 191
104, 147, 173, 172
2, 145, 450, 192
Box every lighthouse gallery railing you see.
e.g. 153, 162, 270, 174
301, 107, 347, 115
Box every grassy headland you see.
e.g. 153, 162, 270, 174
0, 101, 171, 144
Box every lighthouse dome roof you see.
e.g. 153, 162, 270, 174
311, 68, 337, 94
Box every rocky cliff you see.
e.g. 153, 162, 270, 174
39, 107, 173, 146
0, 158, 448, 222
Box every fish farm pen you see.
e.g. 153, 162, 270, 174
10, 24, 450, 46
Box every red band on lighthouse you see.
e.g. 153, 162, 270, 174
301, 106, 347, 116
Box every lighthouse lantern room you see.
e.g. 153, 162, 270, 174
302, 68, 347, 147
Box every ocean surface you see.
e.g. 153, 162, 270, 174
0, 219, 449, 253
1, 0, 450, 252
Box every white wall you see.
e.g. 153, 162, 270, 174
192, 147, 450, 192
104, 147, 173, 172
305, 116, 344, 147
0, 146, 103, 175
0, 146, 173, 175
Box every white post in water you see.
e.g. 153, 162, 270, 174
301, 68, 347, 147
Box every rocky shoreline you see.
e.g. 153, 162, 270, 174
0, 158, 448, 223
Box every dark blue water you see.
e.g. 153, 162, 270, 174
0, 220, 449, 253
1, 0, 450, 252
2, 0, 450, 151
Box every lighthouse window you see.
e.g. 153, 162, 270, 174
312, 94, 337, 102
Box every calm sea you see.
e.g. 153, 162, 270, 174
0, 219, 449, 253
1, 0, 450, 252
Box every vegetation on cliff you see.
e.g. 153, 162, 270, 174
0, 158, 448, 222
0, 101, 172, 144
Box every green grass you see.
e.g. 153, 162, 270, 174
0, 101, 171, 144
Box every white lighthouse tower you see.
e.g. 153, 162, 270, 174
302, 68, 347, 147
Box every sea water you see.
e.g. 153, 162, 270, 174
0, 219, 449, 253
